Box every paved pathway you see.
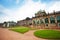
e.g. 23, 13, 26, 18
0, 27, 47, 40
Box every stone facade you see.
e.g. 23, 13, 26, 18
0, 23, 3, 27
17, 18, 32, 27
3, 21, 16, 28
17, 10, 60, 29
32, 11, 60, 29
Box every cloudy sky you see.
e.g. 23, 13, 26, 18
0, 0, 60, 23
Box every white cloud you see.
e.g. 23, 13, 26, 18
46, 1, 60, 13
0, 5, 12, 23
0, 0, 60, 23
13, 0, 46, 19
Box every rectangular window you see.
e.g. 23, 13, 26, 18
50, 17, 55, 23
45, 18, 49, 23
56, 16, 60, 23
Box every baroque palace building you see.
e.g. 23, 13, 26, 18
17, 10, 60, 29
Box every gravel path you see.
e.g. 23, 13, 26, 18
0, 27, 47, 40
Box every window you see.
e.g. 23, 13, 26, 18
45, 18, 49, 23
33, 20, 37, 25
33, 19, 40, 25
29, 23, 32, 25
37, 20, 40, 24
56, 16, 60, 23
58, 23, 60, 27
33, 20, 35, 24
46, 24, 48, 26
50, 17, 55, 23
40, 19, 44, 24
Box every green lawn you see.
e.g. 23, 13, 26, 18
34, 30, 60, 39
9, 26, 30, 34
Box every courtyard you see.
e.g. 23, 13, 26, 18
0, 26, 60, 40
0, 26, 46, 40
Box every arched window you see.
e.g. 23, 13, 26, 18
56, 16, 60, 23
45, 18, 49, 23
50, 17, 55, 23
40, 19, 44, 24
33, 20, 36, 24
33, 19, 40, 25
37, 20, 40, 24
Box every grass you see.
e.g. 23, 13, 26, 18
34, 30, 60, 39
9, 26, 30, 34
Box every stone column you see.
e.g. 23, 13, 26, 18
47, 17, 50, 29
3, 24, 5, 27
42, 18, 45, 24
7, 23, 9, 27
32, 19, 35, 28
48, 17, 50, 24
54, 16, 57, 29
55, 17, 57, 23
